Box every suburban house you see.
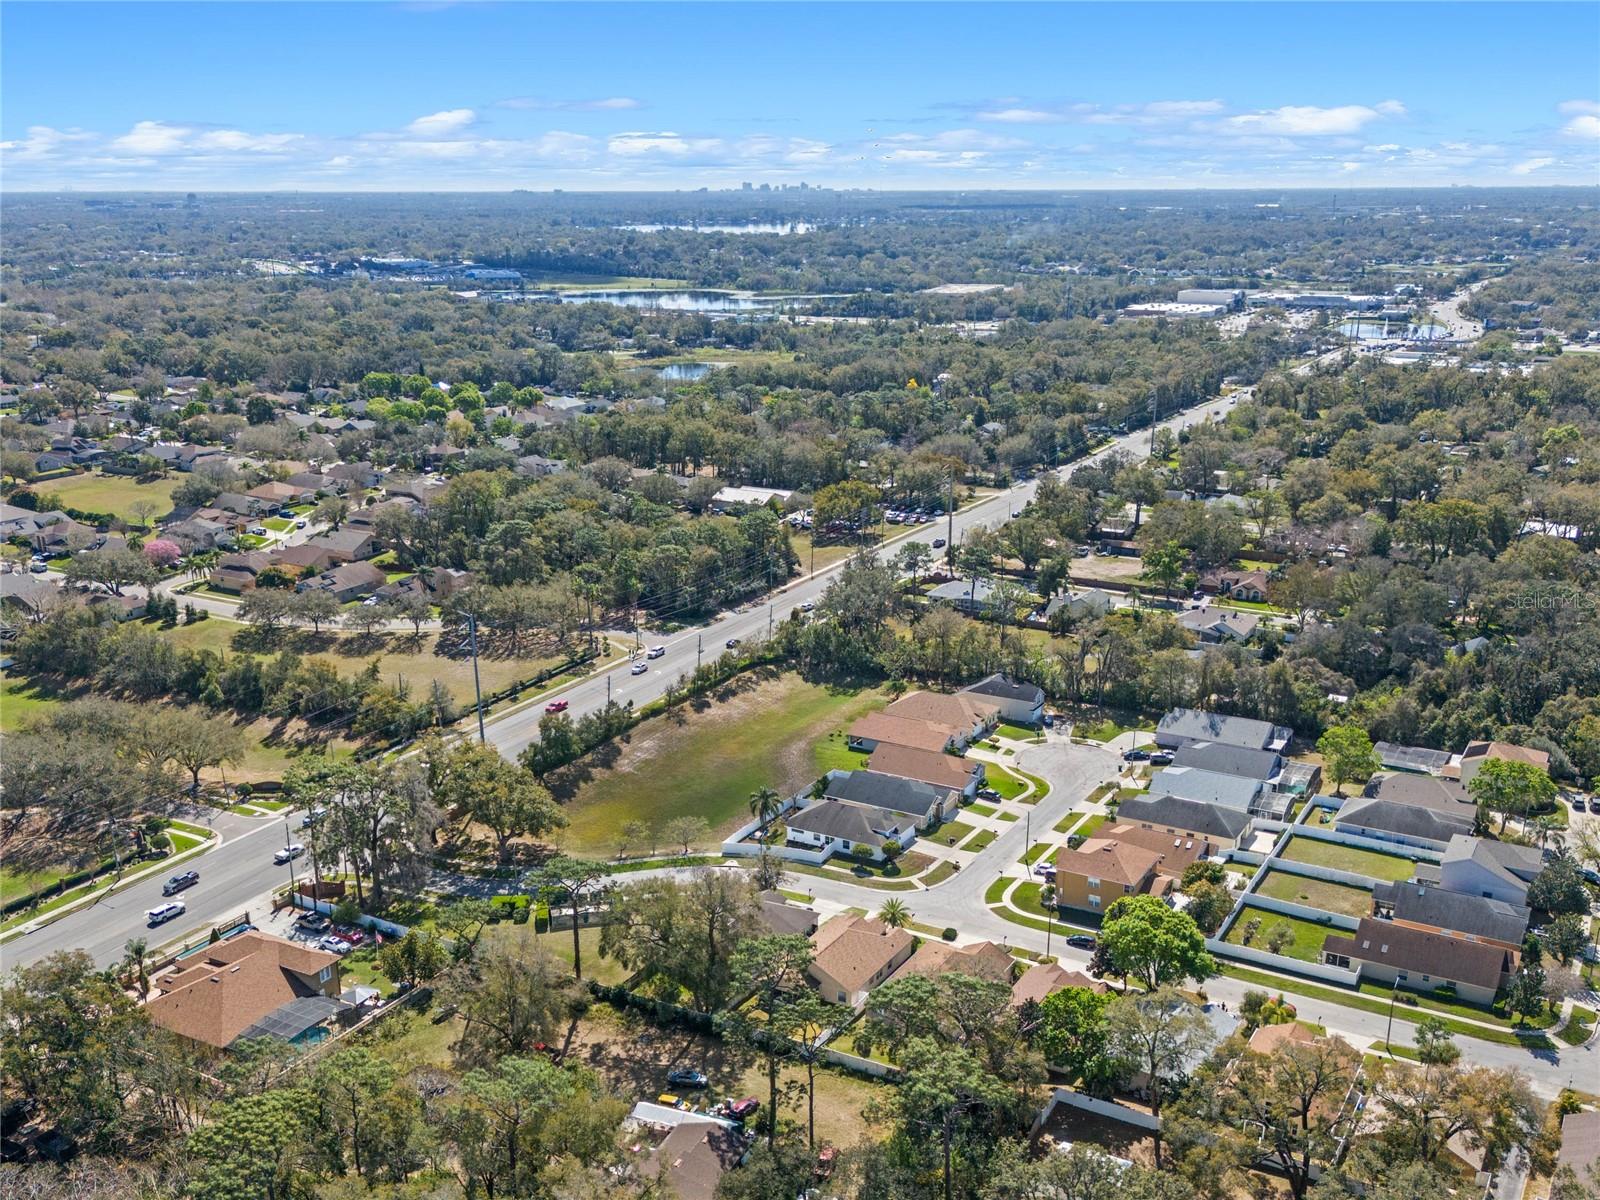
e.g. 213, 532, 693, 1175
962, 673, 1045, 725
162, 516, 235, 553
1450, 740, 1551, 787
27, 517, 98, 555
1370, 881, 1530, 950
1146, 765, 1282, 817
928, 577, 999, 616
866, 743, 984, 799
639, 1118, 748, 1200
806, 914, 915, 1007
1042, 588, 1115, 625
144, 931, 343, 1049
756, 892, 818, 938
1114, 794, 1255, 850
1556, 1111, 1600, 1190
1200, 567, 1271, 603
348, 496, 420, 530
210, 551, 274, 594
784, 799, 917, 860
1321, 917, 1516, 1006
516, 454, 567, 478
326, 461, 382, 489
0, 573, 60, 622
1010, 960, 1106, 1008
1364, 772, 1474, 815
1178, 607, 1261, 644
296, 561, 387, 603
899, 939, 1016, 985
213, 492, 269, 518
269, 544, 337, 576
283, 471, 344, 494
822, 769, 963, 827
848, 712, 961, 755
1155, 708, 1291, 753
1053, 838, 1163, 913
374, 567, 474, 604
1427, 835, 1544, 906
879, 690, 1000, 748
0, 503, 75, 540
1170, 741, 1283, 785
247, 481, 315, 507
304, 528, 376, 563
1333, 796, 1474, 852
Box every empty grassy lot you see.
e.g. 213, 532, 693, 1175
38, 472, 184, 523
1278, 836, 1419, 882
1256, 870, 1374, 918
1224, 905, 1344, 962
551, 673, 888, 857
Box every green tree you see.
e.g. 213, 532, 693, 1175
1504, 964, 1547, 1026
748, 786, 783, 828
1412, 1015, 1460, 1066
729, 935, 814, 1147
377, 929, 449, 988
1104, 988, 1218, 1167
1316, 725, 1379, 797
1468, 756, 1557, 834
1100, 895, 1216, 991
1542, 912, 1591, 965
428, 738, 564, 861
186, 1088, 309, 1200
1528, 854, 1591, 916
1142, 540, 1187, 600
599, 871, 760, 1012
1035, 986, 1118, 1096
877, 898, 910, 928
534, 856, 610, 981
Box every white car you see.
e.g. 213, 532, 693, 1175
800, 601, 815, 612
146, 901, 186, 926
274, 843, 305, 864
630, 662, 648, 676
294, 518, 307, 529
647, 646, 666, 659
318, 935, 354, 955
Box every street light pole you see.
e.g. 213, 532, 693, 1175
283, 815, 298, 898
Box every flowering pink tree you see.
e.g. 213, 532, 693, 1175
143, 539, 181, 568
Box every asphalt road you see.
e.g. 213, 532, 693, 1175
480, 387, 1250, 761
1, 807, 308, 972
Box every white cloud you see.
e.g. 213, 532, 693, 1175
1558, 100, 1600, 115
406, 109, 475, 137
0, 125, 92, 159
1564, 114, 1600, 138
976, 99, 1223, 126
1511, 156, 1554, 175
979, 108, 1062, 124
1222, 103, 1402, 136
497, 96, 642, 112
110, 120, 191, 155
192, 130, 301, 153
607, 131, 721, 156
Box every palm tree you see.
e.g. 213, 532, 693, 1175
748, 787, 783, 830
877, 899, 910, 929
1530, 814, 1565, 853
121, 937, 151, 999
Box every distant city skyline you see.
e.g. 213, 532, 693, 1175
3, 1, 1597, 191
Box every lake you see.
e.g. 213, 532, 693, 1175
556, 289, 779, 313
655, 362, 727, 381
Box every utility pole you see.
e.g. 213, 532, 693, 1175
467, 613, 486, 744
283, 815, 298, 897
696, 633, 703, 673
768, 603, 774, 636
945, 475, 955, 566
606, 673, 611, 705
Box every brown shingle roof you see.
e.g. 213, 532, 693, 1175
867, 744, 977, 792
1010, 961, 1106, 1007
1247, 1021, 1318, 1055
849, 712, 957, 753
899, 939, 1016, 985
1055, 838, 1164, 889
1322, 917, 1514, 993
809, 915, 914, 995
644, 1120, 745, 1200
1101, 823, 1211, 876
1461, 741, 1550, 771
883, 690, 999, 728
146, 931, 340, 1048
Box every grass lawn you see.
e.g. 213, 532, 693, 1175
966, 802, 997, 817
39, 472, 183, 523
1072, 813, 1109, 840
165, 830, 207, 854
790, 531, 864, 576
1354, 978, 1553, 1030
263, 517, 294, 532
986, 766, 1029, 801
487, 922, 632, 987
1559, 1006, 1596, 1046
162, 618, 588, 708
922, 861, 959, 886
1279, 837, 1419, 882
984, 879, 1011, 905
1020, 843, 1051, 865
965, 830, 997, 852
553, 673, 887, 857
932, 820, 979, 847
1075, 715, 1154, 742
0, 673, 72, 733
813, 730, 873, 776
995, 722, 1042, 741
1224, 905, 1344, 962
1256, 870, 1373, 918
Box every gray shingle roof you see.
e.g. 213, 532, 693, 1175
1170, 741, 1281, 781
963, 673, 1044, 705
1146, 766, 1265, 812
1157, 707, 1283, 750
1442, 835, 1543, 883
786, 799, 903, 843
1366, 773, 1472, 813
1371, 881, 1530, 945
1336, 797, 1474, 844
1115, 794, 1253, 841
824, 770, 954, 821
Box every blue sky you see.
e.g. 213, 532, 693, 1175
3, 2, 1596, 190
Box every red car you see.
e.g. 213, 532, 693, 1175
726, 1097, 760, 1122
544, 699, 569, 713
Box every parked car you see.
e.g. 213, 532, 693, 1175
301, 807, 326, 827
248, 525, 267, 536
800, 601, 815, 612
162, 870, 200, 896
296, 912, 331, 933
976, 787, 1000, 801
630, 662, 648, 676
1064, 935, 1097, 951
294, 518, 307, 529
1074, 545, 1090, 558
1149, 752, 1174, 766
666, 1069, 708, 1090
146, 901, 185, 926
932, 537, 946, 548
318, 935, 353, 956
1571, 797, 1587, 812
544, 699, 569, 714
1032, 863, 1055, 878
725, 1097, 760, 1122
274, 843, 305, 864
28, 561, 47, 573
647, 645, 666, 659
1122, 749, 1150, 762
